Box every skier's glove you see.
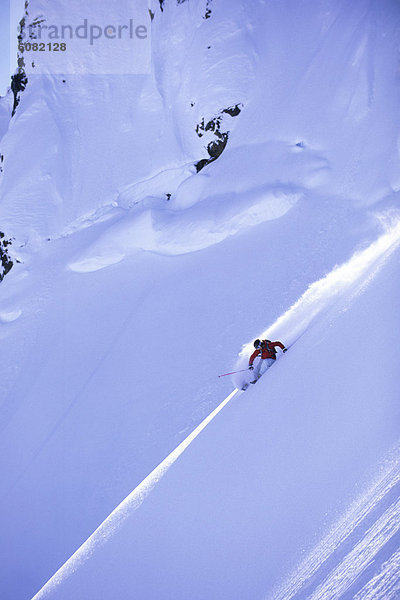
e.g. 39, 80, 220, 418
283, 347, 287, 353
249, 365, 254, 370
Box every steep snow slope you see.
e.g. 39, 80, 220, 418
0, 92, 12, 141
32, 230, 400, 600
1, 192, 379, 600
0, 0, 399, 599
272, 445, 400, 599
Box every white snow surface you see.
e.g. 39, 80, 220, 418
0, 0, 399, 599
0, 92, 13, 140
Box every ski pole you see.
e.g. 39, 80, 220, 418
218, 368, 249, 378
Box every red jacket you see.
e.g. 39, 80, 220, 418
249, 340, 285, 366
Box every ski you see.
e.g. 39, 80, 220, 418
241, 378, 258, 391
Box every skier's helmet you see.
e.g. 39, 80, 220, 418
254, 339, 261, 349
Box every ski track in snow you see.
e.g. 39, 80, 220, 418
270, 445, 400, 600
354, 547, 400, 600
309, 496, 400, 599
33, 215, 400, 600
32, 388, 240, 600
234, 213, 400, 389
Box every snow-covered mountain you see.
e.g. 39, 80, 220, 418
0, 1, 399, 599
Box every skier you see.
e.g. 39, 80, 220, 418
248, 339, 287, 383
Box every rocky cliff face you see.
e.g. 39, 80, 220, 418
0, 0, 255, 246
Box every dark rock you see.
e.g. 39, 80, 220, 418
196, 119, 205, 138
222, 104, 242, 117
195, 159, 210, 173
11, 72, 28, 116
12, 9, 29, 117
0, 233, 14, 281
194, 101, 242, 173
207, 132, 228, 159
204, 0, 212, 19
28, 17, 46, 39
